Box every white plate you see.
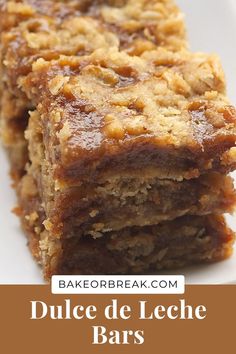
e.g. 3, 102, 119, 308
1, 0, 236, 284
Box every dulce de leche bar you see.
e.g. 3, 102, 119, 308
14, 47, 236, 278
1, 0, 236, 279
0, 0, 187, 180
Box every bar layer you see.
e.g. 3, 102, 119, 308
0, 0, 187, 179
17, 179, 235, 276
1, 0, 236, 279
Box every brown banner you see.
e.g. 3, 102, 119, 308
0, 285, 235, 353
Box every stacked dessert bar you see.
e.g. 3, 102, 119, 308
1, 0, 236, 279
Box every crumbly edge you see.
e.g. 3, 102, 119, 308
16, 47, 236, 184
16, 180, 235, 279
20, 106, 236, 237
0, 0, 235, 278
2, 8, 235, 181
0, 0, 187, 180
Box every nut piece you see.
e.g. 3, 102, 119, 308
49, 76, 70, 96
104, 114, 125, 139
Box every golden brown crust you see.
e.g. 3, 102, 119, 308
0, 0, 187, 178
1, 0, 186, 92
17, 177, 236, 277
1, 0, 236, 279
16, 165, 236, 277
20, 49, 236, 184
57, 214, 235, 276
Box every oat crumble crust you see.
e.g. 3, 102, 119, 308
0, 0, 187, 178
21, 48, 236, 181
17, 171, 236, 277
0, 0, 236, 279
17, 47, 236, 278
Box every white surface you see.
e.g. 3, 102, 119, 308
1, 0, 236, 284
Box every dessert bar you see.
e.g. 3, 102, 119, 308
17, 48, 236, 278
0, 0, 186, 179
18, 175, 235, 275
1, 0, 236, 279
